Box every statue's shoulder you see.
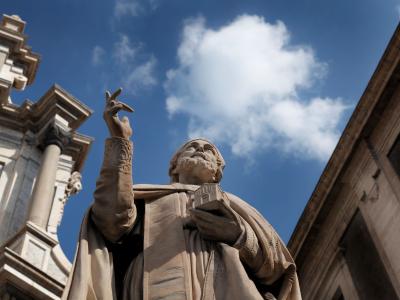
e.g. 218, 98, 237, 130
132, 184, 180, 200
133, 183, 175, 191
133, 183, 200, 191
224, 191, 245, 202
224, 191, 255, 209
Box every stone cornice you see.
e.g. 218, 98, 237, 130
288, 23, 400, 258
0, 84, 92, 132
66, 132, 93, 172
0, 84, 93, 171
0, 14, 40, 85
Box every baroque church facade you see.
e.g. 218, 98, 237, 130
0, 15, 92, 299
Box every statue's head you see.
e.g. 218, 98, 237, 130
169, 138, 225, 184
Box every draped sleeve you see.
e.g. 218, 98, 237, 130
227, 193, 302, 300
91, 137, 137, 242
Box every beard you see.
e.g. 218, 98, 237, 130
175, 156, 217, 182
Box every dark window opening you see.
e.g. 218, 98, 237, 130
388, 134, 400, 177
332, 287, 345, 300
339, 210, 399, 300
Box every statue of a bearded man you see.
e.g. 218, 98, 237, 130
63, 89, 301, 300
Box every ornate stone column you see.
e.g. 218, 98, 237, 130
27, 124, 71, 229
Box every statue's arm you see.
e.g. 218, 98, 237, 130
91, 88, 137, 243
91, 137, 136, 242
233, 209, 297, 299
233, 219, 264, 273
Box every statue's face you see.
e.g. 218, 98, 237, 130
175, 140, 219, 184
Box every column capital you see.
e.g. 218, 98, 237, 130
41, 124, 72, 152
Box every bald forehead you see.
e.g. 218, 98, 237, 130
185, 140, 213, 148
169, 138, 225, 181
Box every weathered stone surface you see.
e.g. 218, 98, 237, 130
289, 22, 400, 300
64, 89, 301, 300
0, 14, 93, 300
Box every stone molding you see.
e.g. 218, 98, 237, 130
0, 85, 93, 172
0, 248, 62, 299
0, 84, 92, 133
0, 14, 40, 105
41, 124, 72, 152
0, 222, 69, 299
0, 14, 40, 86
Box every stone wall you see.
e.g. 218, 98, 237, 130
0, 126, 40, 244
289, 23, 400, 300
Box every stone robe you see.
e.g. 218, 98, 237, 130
62, 138, 301, 300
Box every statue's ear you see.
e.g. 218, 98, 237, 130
169, 164, 181, 182
214, 168, 223, 183
172, 170, 179, 182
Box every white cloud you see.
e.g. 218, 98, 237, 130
114, 0, 142, 18
110, 35, 157, 94
91, 46, 105, 66
113, 35, 140, 64
114, 0, 160, 18
164, 15, 347, 161
266, 98, 346, 160
149, 0, 160, 10
124, 55, 157, 93
90, 34, 157, 95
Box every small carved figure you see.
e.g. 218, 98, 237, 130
65, 171, 83, 198
63, 88, 301, 300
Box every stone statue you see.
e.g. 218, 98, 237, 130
65, 171, 83, 198
63, 89, 301, 300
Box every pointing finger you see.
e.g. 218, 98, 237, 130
110, 87, 122, 100
121, 102, 134, 112
105, 90, 111, 101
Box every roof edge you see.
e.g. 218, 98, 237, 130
288, 22, 400, 257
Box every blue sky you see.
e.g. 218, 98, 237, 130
3, 0, 399, 260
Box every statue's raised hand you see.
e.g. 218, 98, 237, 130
103, 88, 134, 139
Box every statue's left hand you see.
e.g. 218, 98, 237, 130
190, 200, 244, 245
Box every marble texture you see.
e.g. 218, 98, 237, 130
0, 14, 93, 300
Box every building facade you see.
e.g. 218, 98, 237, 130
289, 24, 400, 299
0, 15, 93, 299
